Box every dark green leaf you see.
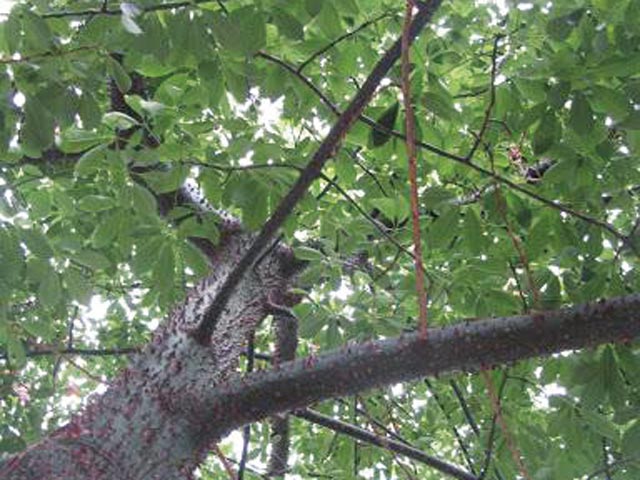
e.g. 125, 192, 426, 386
568, 93, 594, 136
370, 102, 399, 147
533, 110, 561, 155
106, 56, 132, 93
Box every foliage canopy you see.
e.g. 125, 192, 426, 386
0, 0, 640, 478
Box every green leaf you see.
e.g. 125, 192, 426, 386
423, 91, 459, 121
91, 210, 124, 249
20, 228, 54, 258
462, 208, 486, 255
370, 102, 399, 147
428, 208, 459, 249
106, 56, 132, 93
102, 111, 139, 129
568, 93, 594, 136
314, 1, 342, 39
181, 242, 210, 278
533, 110, 561, 155
581, 409, 618, 441
589, 86, 631, 122
64, 269, 92, 305
74, 250, 112, 271
272, 9, 304, 41
38, 268, 62, 307
294, 246, 325, 261
75, 145, 108, 178
78, 93, 102, 129
622, 421, 640, 460
0, 227, 24, 283
589, 54, 640, 78
140, 166, 189, 194
131, 184, 158, 217
178, 216, 219, 243
305, 0, 323, 17
4, 7, 22, 53
153, 241, 175, 302
212, 7, 266, 56
546, 9, 585, 41
6, 336, 26, 369
22, 97, 54, 155
78, 195, 116, 213
370, 197, 409, 223
58, 128, 109, 154
22, 11, 53, 52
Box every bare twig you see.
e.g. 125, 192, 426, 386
465, 35, 504, 162
401, 0, 429, 338
212, 444, 237, 480
424, 379, 477, 474
0, 44, 100, 65
295, 409, 478, 480
480, 370, 530, 479
267, 308, 298, 477
298, 12, 392, 73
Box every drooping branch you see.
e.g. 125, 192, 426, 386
401, 0, 429, 337
193, 0, 443, 344
203, 294, 640, 436
295, 409, 477, 480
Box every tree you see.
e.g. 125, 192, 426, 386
0, 0, 639, 478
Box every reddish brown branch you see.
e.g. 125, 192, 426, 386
203, 294, 640, 439
480, 371, 530, 479
401, 0, 429, 338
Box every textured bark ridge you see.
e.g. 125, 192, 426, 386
2, 222, 300, 480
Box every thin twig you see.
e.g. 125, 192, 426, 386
212, 444, 237, 480
298, 11, 392, 73
465, 35, 504, 162
196, 161, 416, 262
40, 0, 217, 18
0, 44, 100, 65
295, 409, 478, 480
478, 374, 508, 480
480, 370, 530, 479
424, 379, 477, 474
401, 0, 429, 338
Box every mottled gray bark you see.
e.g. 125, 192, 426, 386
3, 283, 639, 479
1, 223, 300, 480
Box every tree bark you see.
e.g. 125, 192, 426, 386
3, 293, 638, 479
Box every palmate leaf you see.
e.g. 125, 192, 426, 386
1, 0, 640, 478
369, 102, 399, 147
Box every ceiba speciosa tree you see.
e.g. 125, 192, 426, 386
1, 1, 639, 479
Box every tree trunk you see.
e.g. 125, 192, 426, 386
1, 222, 301, 479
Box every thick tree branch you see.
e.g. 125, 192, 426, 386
204, 294, 640, 435
194, 0, 443, 344
295, 409, 477, 480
